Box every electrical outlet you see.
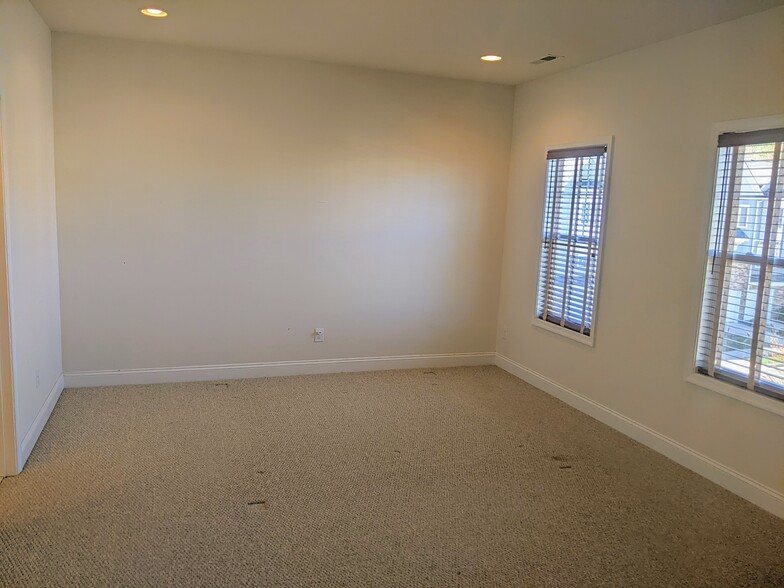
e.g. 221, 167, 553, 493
314, 328, 325, 343
35, 369, 40, 388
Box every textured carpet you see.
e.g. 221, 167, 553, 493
0, 366, 782, 587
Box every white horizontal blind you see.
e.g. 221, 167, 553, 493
537, 145, 608, 337
696, 128, 784, 401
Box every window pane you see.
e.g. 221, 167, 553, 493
697, 133, 784, 401
758, 265, 784, 392
713, 260, 756, 380
537, 147, 607, 337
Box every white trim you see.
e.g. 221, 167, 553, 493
64, 352, 496, 388
533, 136, 614, 347
495, 353, 784, 520
686, 372, 784, 417
0, 95, 13, 479
532, 318, 593, 346
16, 373, 64, 473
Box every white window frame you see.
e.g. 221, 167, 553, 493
687, 114, 784, 418
532, 137, 614, 347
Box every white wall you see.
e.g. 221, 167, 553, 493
0, 0, 64, 471
53, 34, 513, 375
497, 6, 784, 499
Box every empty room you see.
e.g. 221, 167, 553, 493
1, 0, 783, 585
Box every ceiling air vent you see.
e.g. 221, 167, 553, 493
530, 54, 561, 65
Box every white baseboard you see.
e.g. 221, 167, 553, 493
64, 352, 496, 388
495, 354, 784, 520
16, 373, 64, 473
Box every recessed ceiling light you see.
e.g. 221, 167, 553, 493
140, 8, 168, 18
481, 55, 503, 62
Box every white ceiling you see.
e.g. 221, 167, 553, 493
30, 0, 784, 85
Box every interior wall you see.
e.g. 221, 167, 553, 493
53, 33, 513, 374
0, 0, 64, 471
497, 7, 784, 495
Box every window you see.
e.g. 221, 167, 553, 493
696, 127, 784, 401
535, 142, 610, 342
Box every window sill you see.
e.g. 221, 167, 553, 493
531, 318, 595, 347
686, 373, 784, 417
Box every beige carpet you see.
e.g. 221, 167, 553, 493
0, 366, 782, 587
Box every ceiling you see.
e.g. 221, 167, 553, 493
30, 0, 784, 85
